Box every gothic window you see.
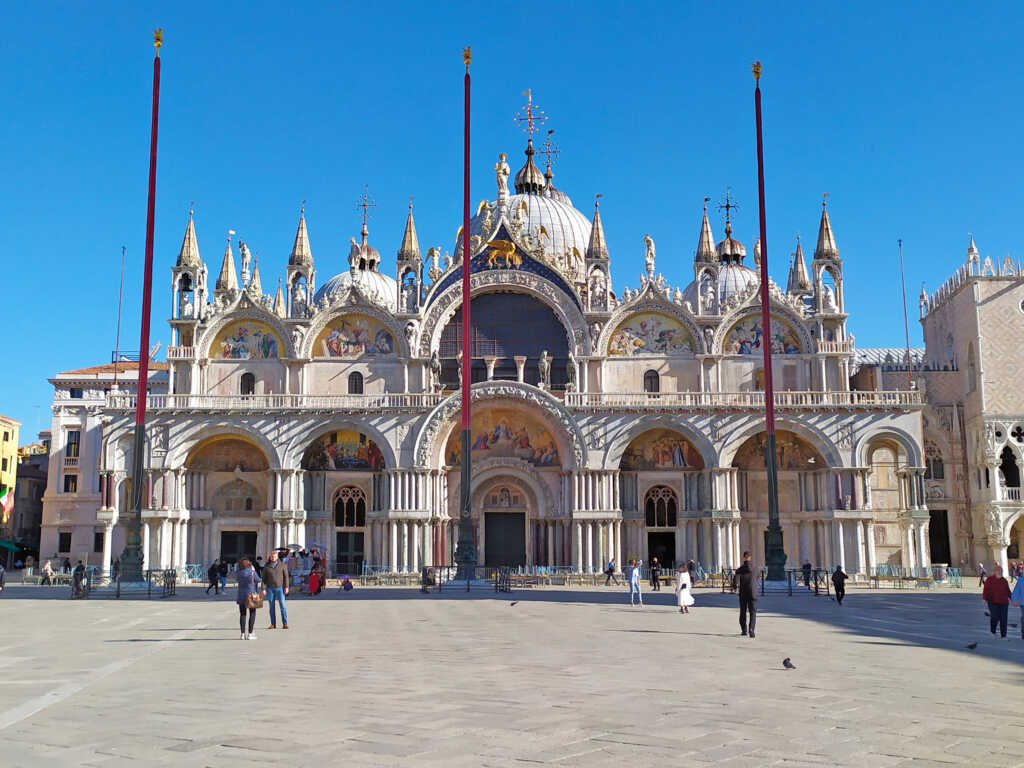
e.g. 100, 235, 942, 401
335, 486, 367, 527
924, 456, 944, 480
348, 372, 364, 395
240, 373, 255, 395
643, 370, 660, 393
644, 486, 678, 527
999, 447, 1020, 488
1012, 426, 1024, 444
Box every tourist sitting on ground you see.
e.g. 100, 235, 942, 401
342, 577, 354, 592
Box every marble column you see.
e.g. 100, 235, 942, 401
865, 522, 877, 570
401, 522, 410, 573
615, 521, 623, 572
411, 522, 420, 572
916, 521, 930, 570
834, 520, 846, 571
390, 521, 399, 572
713, 522, 723, 571
574, 521, 582, 572
854, 518, 866, 575
101, 524, 113, 574
585, 522, 593, 573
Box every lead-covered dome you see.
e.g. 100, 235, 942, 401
314, 268, 396, 307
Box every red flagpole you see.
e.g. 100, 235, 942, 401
753, 61, 786, 580
455, 46, 477, 577
124, 29, 163, 581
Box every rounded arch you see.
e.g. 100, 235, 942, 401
604, 416, 715, 471
414, 381, 586, 469
470, 457, 555, 519
600, 298, 703, 356
297, 427, 390, 472
282, 419, 396, 471
184, 434, 271, 472
720, 418, 842, 468
417, 271, 586, 359
302, 304, 410, 359
718, 308, 809, 356
731, 429, 826, 470
195, 303, 296, 360
167, 426, 280, 470
854, 427, 923, 468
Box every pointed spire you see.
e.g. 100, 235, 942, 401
215, 232, 239, 292
288, 201, 313, 267
586, 194, 609, 261
248, 257, 262, 296
814, 194, 840, 260
695, 198, 715, 264
398, 197, 421, 262
176, 203, 201, 268
787, 234, 812, 294
273, 278, 286, 317
967, 233, 979, 258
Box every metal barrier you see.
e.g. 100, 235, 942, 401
421, 566, 513, 592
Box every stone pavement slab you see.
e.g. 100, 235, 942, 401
0, 584, 1022, 766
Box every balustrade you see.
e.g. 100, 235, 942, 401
106, 392, 443, 411
565, 390, 920, 409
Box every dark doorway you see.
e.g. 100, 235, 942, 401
648, 531, 676, 569
336, 531, 364, 576
485, 512, 526, 566
219, 531, 257, 565
928, 509, 951, 564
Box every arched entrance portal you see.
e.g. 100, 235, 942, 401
480, 482, 529, 567
334, 486, 367, 576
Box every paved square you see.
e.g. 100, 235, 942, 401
1, 583, 1022, 766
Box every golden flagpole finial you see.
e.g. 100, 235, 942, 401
752, 60, 762, 82
154, 28, 163, 55
462, 45, 472, 72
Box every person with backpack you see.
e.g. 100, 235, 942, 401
604, 559, 620, 586
218, 559, 229, 592
832, 564, 848, 606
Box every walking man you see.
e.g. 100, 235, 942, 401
262, 550, 291, 629
982, 564, 1011, 639
218, 559, 228, 592
1011, 572, 1024, 640
628, 559, 643, 607
206, 559, 220, 595
604, 559, 620, 586
732, 551, 757, 638
650, 557, 661, 591
977, 562, 987, 588
802, 559, 812, 589
832, 564, 848, 605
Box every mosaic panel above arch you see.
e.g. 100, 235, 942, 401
186, 437, 270, 472
608, 312, 695, 357
619, 428, 705, 470
732, 430, 825, 470
302, 430, 387, 472
723, 314, 802, 355
445, 407, 560, 468
211, 320, 283, 360
312, 314, 396, 359
211, 478, 264, 515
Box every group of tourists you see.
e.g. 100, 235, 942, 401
234, 549, 292, 640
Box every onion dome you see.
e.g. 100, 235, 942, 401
715, 220, 747, 264
681, 262, 759, 307
514, 139, 546, 195
176, 206, 201, 268
314, 220, 396, 306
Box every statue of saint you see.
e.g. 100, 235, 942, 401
179, 293, 194, 318
239, 241, 252, 283
538, 349, 551, 390
495, 152, 511, 199
566, 351, 577, 391
430, 350, 442, 392
642, 233, 656, 277
701, 280, 715, 313
456, 350, 463, 388
822, 284, 837, 312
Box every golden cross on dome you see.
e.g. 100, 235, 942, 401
540, 129, 559, 171
515, 89, 547, 139
355, 185, 376, 229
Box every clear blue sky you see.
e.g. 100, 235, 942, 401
2, 2, 1021, 440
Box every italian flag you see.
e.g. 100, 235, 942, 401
0, 487, 13, 518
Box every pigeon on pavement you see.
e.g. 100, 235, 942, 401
510, 601, 519, 606
783, 658, 796, 670
966, 642, 978, 650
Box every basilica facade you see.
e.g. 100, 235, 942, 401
39, 136, 927, 577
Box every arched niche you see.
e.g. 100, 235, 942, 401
445, 404, 561, 469
301, 429, 387, 472
606, 311, 696, 357
185, 436, 270, 472
210, 320, 283, 360
619, 428, 705, 471
732, 430, 825, 471
311, 314, 396, 359
722, 313, 804, 356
